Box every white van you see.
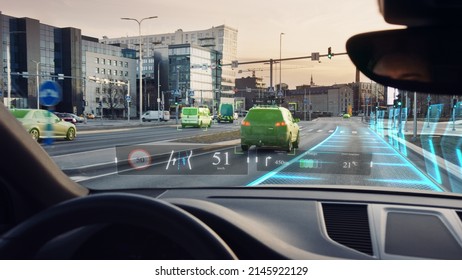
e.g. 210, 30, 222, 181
181, 107, 212, 128
141, 110, 170, 122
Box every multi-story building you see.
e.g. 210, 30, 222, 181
1, 13, 84, 113
1, 12, 138, 117
168, 43, 219, 108
82, 37, 137, 118
359, 82, 385, 115
102, 25, 238, 96
285, 84, 354, 118
234, 76, 267, 109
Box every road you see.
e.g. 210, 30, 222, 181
43, 120, 239, 156
45, 117, 461, 193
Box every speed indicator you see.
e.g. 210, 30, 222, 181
127, 148, 151, 170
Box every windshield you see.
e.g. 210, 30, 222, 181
3, 0, 461, 197
182, 108, 198, 115
220, 104, 234, 115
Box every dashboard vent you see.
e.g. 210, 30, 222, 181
322, 203, 373, 256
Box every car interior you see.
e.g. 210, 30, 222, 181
1, 0, 462, 260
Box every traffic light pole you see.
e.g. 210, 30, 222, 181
221, 51, 348, 90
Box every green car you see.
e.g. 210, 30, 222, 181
10, 109, 77, 141
240, 106, 300, 152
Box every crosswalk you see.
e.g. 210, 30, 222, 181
302, 128, 370, 135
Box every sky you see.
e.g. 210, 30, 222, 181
3, 0, 398, 88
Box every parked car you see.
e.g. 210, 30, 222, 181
55, 112, 77, 124
240, 106, 299, 151
10, 109, 77, 141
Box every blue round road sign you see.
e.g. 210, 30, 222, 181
39, 81, 62, 106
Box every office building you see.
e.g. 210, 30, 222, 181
102, 25, 238, 96
1, 12, 138, 116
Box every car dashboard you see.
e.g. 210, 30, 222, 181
26, 186, 462, 260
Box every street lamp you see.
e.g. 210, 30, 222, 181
157, 61, 161, 123
279, 32, 284, 97
32, 60, 41, 109
121, 16, 158, 122
151, 41, 162, 123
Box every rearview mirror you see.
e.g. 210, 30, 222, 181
346, 26, 462, 94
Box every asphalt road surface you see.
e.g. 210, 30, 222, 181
45, 117, 461, 193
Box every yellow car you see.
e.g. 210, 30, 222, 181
10, 109, 77, 141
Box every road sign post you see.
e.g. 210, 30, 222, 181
126, 95, 131, 123
39, 81, 62, 107
39, 81, 62, 145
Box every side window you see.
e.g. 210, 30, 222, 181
286, 110, 294, 122
34, 111, 47, 120
282, 110, 291, 123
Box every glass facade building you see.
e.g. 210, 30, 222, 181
1, 12, 137, 116
1, 13, 83, 113
102, 25, 238, 96
168, 44, 220, 108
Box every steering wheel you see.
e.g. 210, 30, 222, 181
0, 193, 237, 259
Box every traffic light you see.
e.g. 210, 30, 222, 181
453, 98, 458, 108
327, 47, 332, 59
375, 102, 379, 110
174, 97, 178, 105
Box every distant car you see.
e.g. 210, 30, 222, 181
141, 110, 170, 122
70, 113, 85, 123
85, 113, 96, 119
343, 113, 351, 118
10, 109, 77, 141
56, 112, 77, 124
233, 112, 239, 120
238, 110, 248, 117
240, 106, 299, 152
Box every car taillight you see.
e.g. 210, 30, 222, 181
275, 121, 286, 127
241, 120, 251, 126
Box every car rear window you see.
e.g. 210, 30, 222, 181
10, 110, 29, 118
245, 109, 283, 122
220, 104, 233, 115
182, 108, 198, 115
